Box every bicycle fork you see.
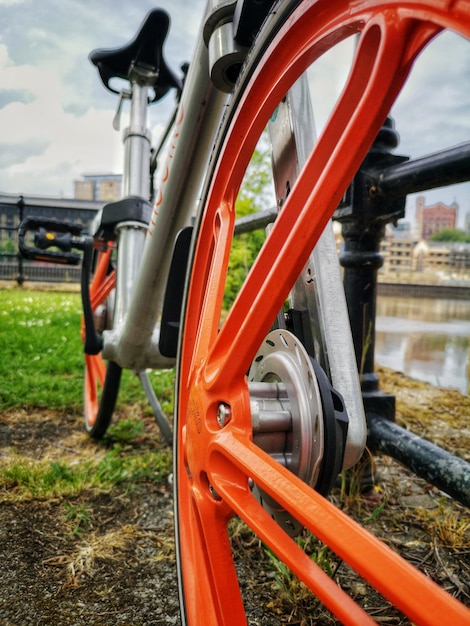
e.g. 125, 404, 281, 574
268, 73, 367, 470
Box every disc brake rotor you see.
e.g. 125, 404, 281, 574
248, 329, 325, 535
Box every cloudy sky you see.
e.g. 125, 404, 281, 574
0, 0, 469, 227
0, 0, 205, 195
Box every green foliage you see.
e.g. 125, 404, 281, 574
0, 237, 17, 258
429, 228, 470, 243
223, 142, 274, 310
237, 144, 274, 210
265, 533, 336, 608
63, 501, 93, 537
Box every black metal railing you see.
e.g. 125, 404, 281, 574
333, 119, 470, 507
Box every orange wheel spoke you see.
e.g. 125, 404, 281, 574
82, 247, 117, 436
178, 480, 246, 626
84, 353, 106, 424
204, 16, 440, 390
186, 203, 235, 373
209, 432, 470, 625
90, 248, 115, 308
90, 269, 115, 309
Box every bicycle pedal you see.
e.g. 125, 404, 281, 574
18, 217, 85, 265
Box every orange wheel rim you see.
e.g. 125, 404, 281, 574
176, 2, 470, 624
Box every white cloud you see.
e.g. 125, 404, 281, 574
0, 40, 121, 195
392, 31, 470, 158
3, 107, 123, 194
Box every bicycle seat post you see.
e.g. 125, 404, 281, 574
122, 81, 151, 199
88, 8, 184, 349
112, 80, 151, 328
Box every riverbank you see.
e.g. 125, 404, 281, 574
378, 281, 470, 299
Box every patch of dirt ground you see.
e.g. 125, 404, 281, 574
1, 369, 469, 625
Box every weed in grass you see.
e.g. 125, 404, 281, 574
263, 505, 388, 618
362, 498, 388, 526
265, 532, 337, 610
339, 448, 378, 511
45, 525, 137, 587
106, 417, 145, 442
63, 501, 93, 537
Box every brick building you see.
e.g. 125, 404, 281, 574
415, 196, 458, 240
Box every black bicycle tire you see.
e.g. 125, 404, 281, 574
84, 360, 122, 439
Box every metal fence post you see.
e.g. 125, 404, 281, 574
334, 118, 408, 421
17, 196, 25, 286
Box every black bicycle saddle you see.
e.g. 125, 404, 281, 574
89, 8, 182, 102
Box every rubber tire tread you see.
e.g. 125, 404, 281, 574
85, 360, 122, 439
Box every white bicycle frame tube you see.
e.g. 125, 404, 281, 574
102, 6, 229, 370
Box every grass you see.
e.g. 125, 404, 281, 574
414, 503, 470, 550
63, 501, 93, 537
0, 442, 172, 502
0, 290, 84, 409
0, 288, 175, 413
1, 287, 468, 620
0, 287, 174, 507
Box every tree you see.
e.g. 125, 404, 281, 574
429, 228, 470, 243
0, 237, 17, 261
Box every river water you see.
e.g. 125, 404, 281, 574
375, 296, 470, 395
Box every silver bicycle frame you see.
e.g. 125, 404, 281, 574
269, 75, 366, 469
100, 0, 365, 467
102, 3, 229, 370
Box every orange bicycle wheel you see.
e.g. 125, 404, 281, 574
82, 247, 121, 438
175, 0, 470, 624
